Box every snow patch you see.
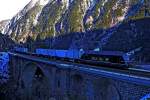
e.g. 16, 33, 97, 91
87, 0, 97, 10
102, 0, 108, 6
26, 0, 39, 11
117, 16, 125, 21
62, 0, 70, 9
61, 0, 75, 9
39, 0, 50, 6
86, 16, 94, 24
33, 10, 42, 26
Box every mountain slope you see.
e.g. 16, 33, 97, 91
4, 0, 49, 42
4, 0, 150, 43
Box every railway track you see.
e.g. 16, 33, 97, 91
10, 52, 150, 78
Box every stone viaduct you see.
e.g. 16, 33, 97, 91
7, 52, 150, 100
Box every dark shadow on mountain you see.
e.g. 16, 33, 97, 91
103, 18, 150, 62
0, 32, 15, 51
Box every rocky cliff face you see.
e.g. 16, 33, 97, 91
0, 20, 9, 32
4, 0, 150, 43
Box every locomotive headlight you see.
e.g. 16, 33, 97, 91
99, 57, 103, 61
105, 58, 109, 61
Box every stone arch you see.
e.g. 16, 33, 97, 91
20, 62, 50, 100
21, 62, 50, 87
55, 69, 61, 89
140, 94, 150, 100
85, 78, 95, 100
22, 62, 38, 88
53, 69, 63, 100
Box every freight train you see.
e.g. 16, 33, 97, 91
13, 47, 130, 69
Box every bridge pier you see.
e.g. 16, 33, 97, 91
60, 70, 68, 99
85, 77, 94, 100
50, 68, 56, 98
70, 73, 86, 100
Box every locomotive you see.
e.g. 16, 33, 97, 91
13, 47, 130, 69
80, 51, 130, 68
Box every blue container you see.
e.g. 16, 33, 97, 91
36, 49, 84, 59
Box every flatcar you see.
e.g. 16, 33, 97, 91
14, 47, 28, 54
36, 49, 84, 60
